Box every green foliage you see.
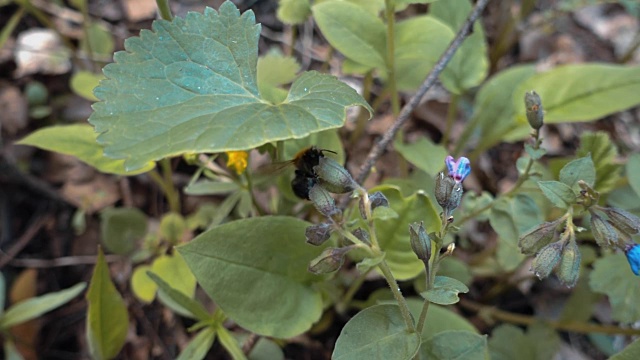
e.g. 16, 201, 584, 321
537, 181, 576, 209
577, 132, 621, 194
421, 276, 469, 305
176, 327, 216, 360
256, 51, 300, 104
488, 324, 560, 360
513, 64, 640, 125
332, 304, 421, 360
419, 330, 487, 360
627, 153, 640, 198
70, 71, 103, 101
0, 282, 86, 330
589, 253, 640, 323
177, 216, 327, 338
610, 338, 640, 359
395, 137, 448, 176
276, 0, 311, 24
100, 207, 147, 255
86, 248, 129, 360
16, 124, 154, 175
89, 2, 371, 171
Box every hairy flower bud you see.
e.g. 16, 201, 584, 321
308, 184, 340, 218
531, 241, 564, 280
305, 222, 332, 246
625, 244, 640, 276
409, 222, 432, 262
358, 191, 390, 220
435, 172, 456, 208
308, 247, 351, 274
351, 228, 370, 246
518, 220, 560, 255
590, 211, 618, 247
314, 157, 358, 194
604, 207, 640, 235
524, 90, 544, 130
557, 239, 581, 287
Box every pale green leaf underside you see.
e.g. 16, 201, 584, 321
177, 216, 326, 338
16, 124, 154, 175
589, 253, 640, 323
514, 64, 640, 124
90, 2, 371, 171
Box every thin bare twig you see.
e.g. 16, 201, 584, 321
0, 215, 50, 268
354, 0, 491, 185
8, 254, 123, 268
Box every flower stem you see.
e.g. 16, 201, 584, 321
377, 260, 416, 332
149, 159, 181, 213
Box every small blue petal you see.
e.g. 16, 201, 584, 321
445, 156, 456, 175
625, 244, 640, 276
445, 156, 471, 183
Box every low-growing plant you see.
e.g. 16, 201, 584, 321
9, 0, 640, 358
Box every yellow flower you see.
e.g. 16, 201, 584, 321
226, 151, 249, 175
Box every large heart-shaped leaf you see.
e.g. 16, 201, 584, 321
89, 1, 371, 171
333, 304, 421, 360
177, 216, 326, 338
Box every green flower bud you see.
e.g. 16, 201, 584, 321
557, 239, 581, 287
308, 247, 351, 274
518, 219, 561, 255
524, 90, 544, 130
409, 222, 431, 262
308, 184, 340, 218
604, 207, 640, 235
589, 211, 618, 247
435, 172, 455, 208
314, 157, 358, 194
305, 223, 332, 246
531, 241, 563, 280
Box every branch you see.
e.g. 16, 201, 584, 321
354, 0, 491, 185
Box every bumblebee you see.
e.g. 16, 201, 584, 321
284, 146, 336, 200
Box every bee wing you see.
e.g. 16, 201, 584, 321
255, 159, 295, 176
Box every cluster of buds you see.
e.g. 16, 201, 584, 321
305, 157, 392, 275
588, 205, 640, 275
519, 220, 582, 287
435, 156, 471, 220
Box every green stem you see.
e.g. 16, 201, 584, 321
150, 159, 181, 213
384, 0, 400, 115
288, 24, 297, 57
377, 260, 415, 332
156, 0, 173, 21
244, 168, 265, 216
442, 94, 459, 148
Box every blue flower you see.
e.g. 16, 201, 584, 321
445, 156, 471, 183
625, 244, 640, 276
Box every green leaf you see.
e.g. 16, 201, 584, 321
70, 71, 104, 101
436, 257, 473, 286
147, 272, 210, 321
559, 270, 600, 323
537, 181, 576, 209
524, 143, 546, 160
81, 22, 114, 57
559, 154, 595, 188
393, 16, 452, 90
627, 153, 640, 199
430, 0, 488, 94
610, 338, 640, 360
152, 253, 197, 317
576, 131, 621, 194
394, 136, 448, 176
0, 282, 86, 329
257, 51, 300, 104
176, 327, 216, 360
276, 0, 311, 24
332, 304, 421, 360
246, 336, 285, 360
159, 212, 187, 244
86, 248, 128, 360
100, 207, 147, 255
513, 64, 640, 125
217, 327, 247, 360
467, 65, 536, 150
185, 180, 239, 195
177, 216, 326, 338
489, 324, 560, 360
312, 1, 386, 69
405, 298, 479, 340
395, 0, 440, 11
131, 265, 157, 303
490, 198, 524, 272
365, 186, 441, 280
16, 124, 154, 175
589, 253, 640, 323
421, 276, 469, 305
419, 330, 487, 360
89, 3, 371, 171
